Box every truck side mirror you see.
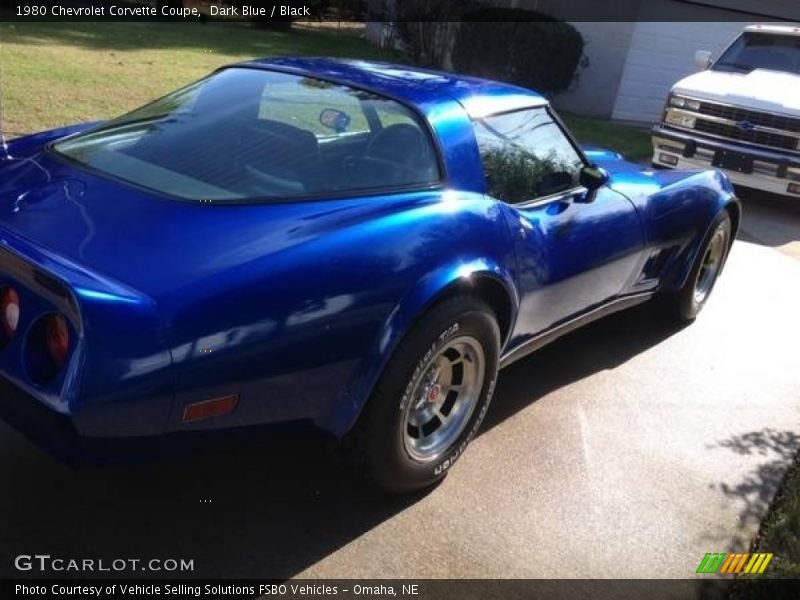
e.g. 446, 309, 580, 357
694, 50, 712, 70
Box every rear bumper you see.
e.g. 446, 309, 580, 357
651, 125, 800, 198
0, 375, 83, 462
0, 375, 317, 466
0, 375, 168, 465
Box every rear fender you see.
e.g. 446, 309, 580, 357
0, 226, 173, 437
317, 258, 517, 438
3, 122, 103, 158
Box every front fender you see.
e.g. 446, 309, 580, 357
593, 156, 740, 294
649, 170, 740, 292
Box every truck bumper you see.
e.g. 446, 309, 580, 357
651, 125, 800, 198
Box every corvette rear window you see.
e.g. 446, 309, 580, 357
53, 68, 441, 202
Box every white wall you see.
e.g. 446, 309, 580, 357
552, 22, 636, 118
611, 22, 746, 123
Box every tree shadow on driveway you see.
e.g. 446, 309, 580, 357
706, 428, 800, 553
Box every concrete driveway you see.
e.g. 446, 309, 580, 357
737, 191, 800, 261
0, 191, 798, 581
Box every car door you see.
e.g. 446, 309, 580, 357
471, 107, 646, 346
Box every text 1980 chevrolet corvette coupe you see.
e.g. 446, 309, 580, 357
0, 58, 738, 491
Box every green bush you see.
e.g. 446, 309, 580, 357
395, 0, 474, 67
452, 8, 585, 96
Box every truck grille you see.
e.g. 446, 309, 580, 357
694, 120, 799, 151
696, 101, 800, 133
690, 100, 800, 153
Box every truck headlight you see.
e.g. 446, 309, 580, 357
668, 94, 701, 111
669, 95, 686, 108
665, 110, 697, 129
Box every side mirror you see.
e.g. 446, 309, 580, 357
694, 50, 712, 70
319, 108, 351, 133
577, 165, 609, 203
579, 165, 609, 190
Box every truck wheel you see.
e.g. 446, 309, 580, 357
350, 295, 500, 493
671, 211, 732, 321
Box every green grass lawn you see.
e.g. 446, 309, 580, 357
561, 112, 652, 162
744, 457, 800, 580
729, 455, 800, 598
0, 21, 396, 137
0, 22, 651, 162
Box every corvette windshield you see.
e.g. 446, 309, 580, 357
53, 68, 440, 201
713, 32, 800, 74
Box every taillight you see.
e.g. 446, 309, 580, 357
26, 313, 72, 385
0, 287, 19, 348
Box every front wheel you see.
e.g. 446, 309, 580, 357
349, 295, 500, 493
670, 211, 732, 321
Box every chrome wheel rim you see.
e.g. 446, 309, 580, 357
694, 225, 727, 305
403, 336, 485, 463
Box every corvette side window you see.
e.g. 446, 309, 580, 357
473, 108, 584, 204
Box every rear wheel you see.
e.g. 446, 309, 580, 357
349, 296, 500, 493
670, 211, 732, 321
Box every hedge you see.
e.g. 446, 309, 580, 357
452, 8, 585, 96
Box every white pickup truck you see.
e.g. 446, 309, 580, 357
652, 24, 800, 198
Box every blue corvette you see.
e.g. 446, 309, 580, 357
0, 58, 738, 491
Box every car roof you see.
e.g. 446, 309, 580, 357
235, 57, 548, 119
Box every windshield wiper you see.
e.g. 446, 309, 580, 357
714, 61, 755, 73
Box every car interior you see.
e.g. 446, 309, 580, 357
119, 99, 441, 200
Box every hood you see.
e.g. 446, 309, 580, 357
584, 145, 734, 203
673, 68, 800, 115
584, 146, 661, 195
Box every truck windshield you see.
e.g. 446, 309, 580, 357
713, 32, 800, 75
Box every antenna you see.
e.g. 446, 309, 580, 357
0, 63, 10, 159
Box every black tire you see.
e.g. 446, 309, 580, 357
349, 295, 500, 493
669, 211, 732, 321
